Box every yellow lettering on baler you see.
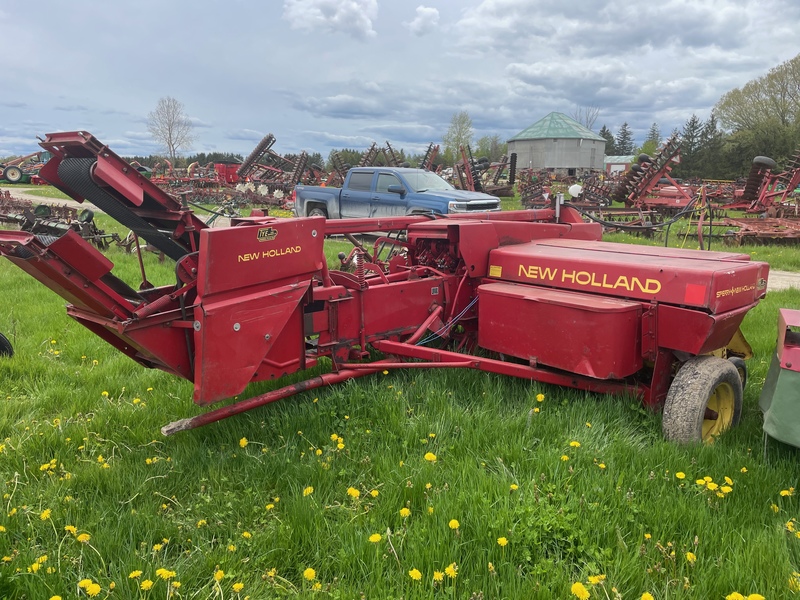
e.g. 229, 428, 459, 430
238, 245, 302, 262
519, 264, 662, 294
518, 264, 558, 280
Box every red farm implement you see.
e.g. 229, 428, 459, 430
0, 132, 770, 444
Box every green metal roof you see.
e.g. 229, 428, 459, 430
604, 155, 636, 163
508, 112, 606, 142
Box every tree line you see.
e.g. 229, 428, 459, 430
138, 53, 800, 180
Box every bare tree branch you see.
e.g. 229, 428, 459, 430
147, 97, 195, 163
570, 106, 601, 130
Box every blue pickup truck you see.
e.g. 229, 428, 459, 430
293, 167, 501, 218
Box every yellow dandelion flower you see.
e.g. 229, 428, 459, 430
86, 583, 101, 597
369, 533, 381, 543
312, 581, 322, 590
771, 503, 780, 513
536, 393, 545, 402
746, 595, 765, 600
399, 507, 411, 518
370, 489, 379, 498
726, 593, 745, 600
382, 370, 389, 375
77, 533, 91, 543
214, 570, 225, 581
197, 519, 207, 528
233, 582, 244, 592
239, 437, 248, 448
129, 570, 142, 579
534, 407, 540, 413
303, 486, 314, 497
696, 479, 706, 486
449, 519, 460, 530
0, 526, 5, 532
676, 472, 686, 480
644, 533, 652, 540
510, 484, 519, 491
433, 570, 444, 581
725, 476, 734, 485
49, 596, 62, 600
152, 543, 163, 551
445, 563, 458, 579
704, 476, 713, 482
347, 487, 360, 498
427, 506, 434, 514
686, 551, 697, 564
571, 581, 590, 600
497, 536, 508, 546
570, 441, 581, 448
424, 452, 437, 462
242, 531, 252, 539
227, 544, 236, 552
588, 574, 606, 584
488, 562, 495, 573
598, 463, 606, 469
315, 448, 322, 456
78, 579, 92, 589
561, 455, 569, 461
266, 503, 275, 511
155, 568, 175, 580
303, 567, 316, 581
642, 593, 655, 600
337, 442, 345, 450
39, 509, 51, 520
707, 482, 719, 491
780, 488, 794, 497
140, 580, 153, 590
101, 391, 109, 397
721, 485, 733, 494
409, 568, 422, 581
741, 466, 748, 473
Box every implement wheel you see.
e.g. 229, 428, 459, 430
728, 356, 748, 389
308, 207, 328, 218
3, 166, 23, 183
0, 332, 12, 357
662, 356, 742, 444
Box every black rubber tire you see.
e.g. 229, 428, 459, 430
638, 154, 652, 164
727, 356, 748, 389
753, 156, 777, 169
308, 207, 328, 218
3, 166, 23, 183
662, 356, 743, 444
0, 332, 13, 357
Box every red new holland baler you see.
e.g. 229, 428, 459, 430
0, 132, 769, 443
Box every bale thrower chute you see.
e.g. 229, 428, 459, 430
0, 132, 770, 443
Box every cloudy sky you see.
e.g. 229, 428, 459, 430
1, 0, 799, 159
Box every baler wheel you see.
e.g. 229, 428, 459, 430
727, 356, 748, 389
0, 332, 13, 357
662, 356, 742, 444
308, 207, 328, 218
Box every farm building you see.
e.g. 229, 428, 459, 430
604, 155, 636, 175
507, 112, 606, 177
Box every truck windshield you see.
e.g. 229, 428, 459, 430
403, 170, 455, 193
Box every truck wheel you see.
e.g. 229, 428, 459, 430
0, 332, 13, 357
308, 207, 328, 218
3, 166, 23, 183
662, 356, 742, 444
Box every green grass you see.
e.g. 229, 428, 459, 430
0, 206, 799, 598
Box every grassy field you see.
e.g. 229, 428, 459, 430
0, 193, 799, 598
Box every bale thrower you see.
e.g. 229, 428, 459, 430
0, 132, 770, 443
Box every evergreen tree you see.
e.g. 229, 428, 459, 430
615, 123, 634, 154
598, 125, 616, 154
676, 114, 703, 178
645, 123, 661, 147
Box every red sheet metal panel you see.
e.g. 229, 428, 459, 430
197, 217, 325, 298
487, 240, 768, 314
477, 282, 642, 379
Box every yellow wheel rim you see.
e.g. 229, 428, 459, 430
702, 382, 735, 442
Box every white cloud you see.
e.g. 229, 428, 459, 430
282, 0, 378, 40
406, 6, 439, 36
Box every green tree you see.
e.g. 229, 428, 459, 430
147, 96, 195, 163
442, 111, 474, 164
674, 114, 703, 178
615, 123, 634, 154
475, 134, 507, 162
645, 123, 661, 147
598, 125, 616, 154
